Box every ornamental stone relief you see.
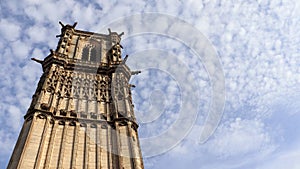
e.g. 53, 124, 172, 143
44, 67, 110, 102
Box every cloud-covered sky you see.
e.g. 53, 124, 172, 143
1, 0, 300, 168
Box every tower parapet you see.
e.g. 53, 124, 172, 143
41, 22, 124, 72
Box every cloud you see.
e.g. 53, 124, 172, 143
26, 25, 49, 43
11, 40, 31, 59
0, 130, 17, 167
6, 105, 23, 132
0, 19, 21, 41
206, 118, 275, 158
258, 148, 300, 169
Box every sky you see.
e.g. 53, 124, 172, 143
1, 0, 300, 168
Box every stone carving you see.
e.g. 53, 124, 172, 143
99, 80, 107, 101
111, 43, 122, 62
72, 75, 81, 97
37, 114, 46, 119
47, 68, 59, 90
82, 77, 90, 98
64, 75, 73, 96
113, 73, 126, 100
41, 103, 50, 110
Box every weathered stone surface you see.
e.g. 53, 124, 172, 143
8, 23, 144, 169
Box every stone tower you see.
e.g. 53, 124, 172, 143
7, 22, 144, 169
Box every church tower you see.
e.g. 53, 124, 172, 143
7, 22, 144, 169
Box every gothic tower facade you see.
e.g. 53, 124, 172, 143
8, 22, 144, 169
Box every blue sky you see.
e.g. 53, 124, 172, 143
1, 0, 300, 168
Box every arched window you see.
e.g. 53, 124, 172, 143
90, 47, 97, 62
82, 47, 89, 61
81, 42, 102, 62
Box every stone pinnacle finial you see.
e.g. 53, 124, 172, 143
56, 21, 77, 38
108, 28, 124, 38
31, 58, 43, 64
122, 55, 129, 64
59, 21, 65, 28
72, 22, 77, 28
131, 70, 141, 75
59, 21, 77, 28
118, 32, 124, 37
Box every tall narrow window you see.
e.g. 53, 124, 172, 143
90, 47, 97, 62
82, 47, 89, 61
97, 44, 102, 62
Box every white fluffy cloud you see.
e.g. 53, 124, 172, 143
206, 118, 274, 158
0, 19, 21, 41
